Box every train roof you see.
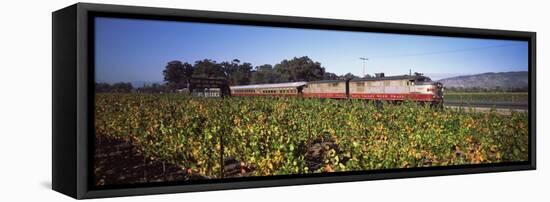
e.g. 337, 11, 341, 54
230, 81, 307, 89
350, 75, 430, 82
307, 79, 347, 84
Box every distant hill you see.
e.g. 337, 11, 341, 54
438, 71, 528, 91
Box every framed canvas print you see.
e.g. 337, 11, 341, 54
52, 3, 536, 199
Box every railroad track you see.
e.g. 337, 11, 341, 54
444, 101, 528, 110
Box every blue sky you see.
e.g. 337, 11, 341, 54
95, 17, 528, 84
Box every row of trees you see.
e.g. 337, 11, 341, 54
95, 82, 133, 93
96, 82, 174, 93
162, 56, 361, 90
96, 56, 365, 93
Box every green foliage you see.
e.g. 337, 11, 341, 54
95, 82, 133, 93
274, 56, 326, 82
96, 93, 529, 178
159, 56, 360, 87
192, 59, 226, 79
163, 60, 194, 89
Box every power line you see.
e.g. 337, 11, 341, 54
369, 43, 522, 59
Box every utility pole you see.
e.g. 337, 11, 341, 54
359, 57, 368, 78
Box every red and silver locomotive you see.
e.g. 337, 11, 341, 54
229, 73, 444, 105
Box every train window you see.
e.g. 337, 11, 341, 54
384, 81, 390, 86
330, 82, 339, 87
356, 82, 365, 86
416, 77, 432, 82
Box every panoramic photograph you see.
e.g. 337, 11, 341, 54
93, 17, 529, 186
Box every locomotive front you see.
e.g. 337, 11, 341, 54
412, 76, 444, 105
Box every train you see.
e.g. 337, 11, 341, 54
229, 73, 444, 105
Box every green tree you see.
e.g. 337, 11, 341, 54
274, 56, 325, 82
163, 60, 193, 90
219, 59, 253, 85
193, 59, 225, 78
232, 62, 253, 85
251, 64, 284, 84
95, 82, 111, 93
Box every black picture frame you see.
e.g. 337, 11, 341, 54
52, 2, 536, 199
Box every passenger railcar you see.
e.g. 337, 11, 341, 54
230, 82, 307, 97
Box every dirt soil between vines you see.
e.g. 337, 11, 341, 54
94, 136, 187, 186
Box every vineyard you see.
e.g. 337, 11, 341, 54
95, 93, 528, 182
